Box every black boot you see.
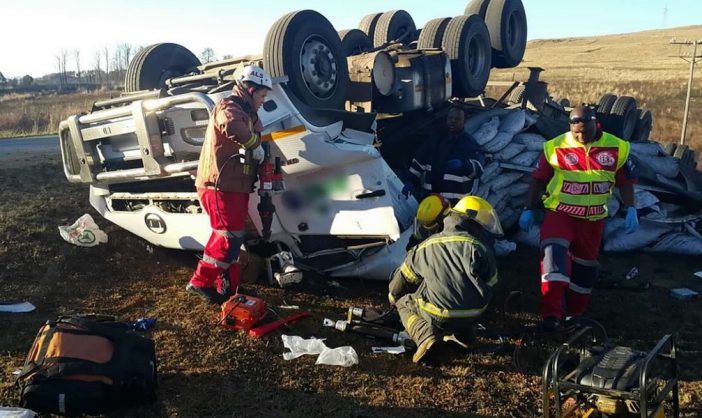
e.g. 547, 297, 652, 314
186, 283, 227, 305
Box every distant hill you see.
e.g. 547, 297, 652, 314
492, 25, 702, 81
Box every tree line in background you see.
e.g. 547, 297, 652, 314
0, 45, 223, 93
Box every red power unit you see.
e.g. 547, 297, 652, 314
220, 294, 267, 331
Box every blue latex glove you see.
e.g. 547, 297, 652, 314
624, 206, 639, 234
445, 159, 465, 173
519, 209, 534, 231
130, 318, 157, 332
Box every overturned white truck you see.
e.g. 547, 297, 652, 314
58, 3, 532, 280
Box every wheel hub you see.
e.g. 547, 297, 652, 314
300, 36, 338, 98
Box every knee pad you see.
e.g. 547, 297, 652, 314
571, 258, 598, 290
540, 239, 571, 282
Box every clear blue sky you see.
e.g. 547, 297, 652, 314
1, 0, 700, 78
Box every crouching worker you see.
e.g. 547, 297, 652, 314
407, 194, 452, 250
389, 196, 501, 363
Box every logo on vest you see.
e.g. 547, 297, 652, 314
564, 153, 579, 166
596, 151, 616, 167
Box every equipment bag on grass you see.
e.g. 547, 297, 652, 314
16, 315, 157, 416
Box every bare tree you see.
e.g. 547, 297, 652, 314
102, 46, 110, 84
93, 50, 102, 85
73, 49, 81, 84
200, 48, 216, 63
117, 43, 132, 71
54, 50, 68, 86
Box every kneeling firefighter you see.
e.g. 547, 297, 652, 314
186, 65, 273, 304
389, 196, 501, 363
407, 194, 452, 251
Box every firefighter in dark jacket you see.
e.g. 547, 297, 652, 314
404, 106, 484, 204
389, 195, 502, 363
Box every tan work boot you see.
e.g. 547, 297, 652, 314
412, 335, 438, 363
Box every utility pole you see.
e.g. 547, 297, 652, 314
670, 38, 702, 145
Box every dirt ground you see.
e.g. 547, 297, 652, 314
1, 147, 702, 418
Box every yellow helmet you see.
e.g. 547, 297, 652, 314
416, 194, 451, 227
451, 195, 504, 236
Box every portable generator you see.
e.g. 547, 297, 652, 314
543, 327, 679, 418
220, 294, 267, 331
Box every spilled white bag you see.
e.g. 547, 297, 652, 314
58, 214, 108, 247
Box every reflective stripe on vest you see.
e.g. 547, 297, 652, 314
543, 132, 629, 220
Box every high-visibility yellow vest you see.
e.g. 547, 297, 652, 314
542, 131, 629, 220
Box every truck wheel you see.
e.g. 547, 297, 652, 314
124, 43, 201, 92
338, 29, 372, 56
373, 10, 417, 47
484, 0, 527, 68
632, 109, 652, 142
442, 15, 492, 97
359, 12, 383, 40
264, 10, 349, 109
464, 0, 491, 17
596, 94, 617, 128
608, 96, 638, 140
417, 17, 451, 49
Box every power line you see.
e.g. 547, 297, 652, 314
669, 38, 702, 145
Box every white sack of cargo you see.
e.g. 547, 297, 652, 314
499, 109, 526, 135
607, 196, 621, 217
645, 232, 702, 255
513, 133, 547, 152
480, 161, 502, 183
494, 239, 517, 257
508, 182, 530, 197
483, 131, 514, 153
472, 116, 501, 146
603, 218, 675, 252
475, 182, 491, 199
494, 143, 526, 161
465, 109, 510, 136
509, 151, 541, 168
490, 172, 524, 191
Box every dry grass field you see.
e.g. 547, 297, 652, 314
0, 89, 119, 138
489, 25, 702, 154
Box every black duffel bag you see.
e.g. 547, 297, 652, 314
16, 315, 157, 416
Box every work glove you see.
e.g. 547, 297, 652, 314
519, 209, 534, 231
624, 206, 639, 234
401, 184, 413, 198
445, 159, 465, 173
251, 144, 265, 162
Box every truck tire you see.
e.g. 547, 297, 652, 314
464, 0, 491, 17
124, 43, 201, 92
417, 17, 451, 49
484, 0, 527, 68
596, 94, 617, 127
373, 10, 417, 47
359, 12, 383, 40
608, 96, 637, 140
338, 29, 372, 56
264, 10, 349, 109
631, 109, 652, 142
441, 15, 492, 97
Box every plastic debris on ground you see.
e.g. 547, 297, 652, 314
670, 288, 699, 300
279, 305, 300, 310
695, 271, 702, 279
281, 335, 358, 366
371, 346, 406, 354
58, 214, 108, 247
0, 302, 36, 313
0, 407, 38, 418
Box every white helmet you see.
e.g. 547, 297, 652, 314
239, 65, 272, 90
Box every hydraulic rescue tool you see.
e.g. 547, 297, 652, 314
219, 294, 310, 337
256, 141, 285, 241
